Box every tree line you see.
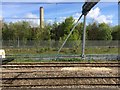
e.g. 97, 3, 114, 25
2, 16, 120, 43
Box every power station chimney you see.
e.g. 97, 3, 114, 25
40, 7, 44, 29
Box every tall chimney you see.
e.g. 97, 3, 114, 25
40, 7, 44, 29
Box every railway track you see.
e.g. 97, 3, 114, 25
2, 76, 119, 87
2, 62, 119, 88
3, 62, 119, 65
2, 84, 120, 87
2, 62, 119, 68
2, 76, 119, 80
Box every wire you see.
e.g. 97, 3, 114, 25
2, 2, 81, 4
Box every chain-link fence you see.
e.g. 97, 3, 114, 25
2, 40, 119, 54
1, 40, 119, 62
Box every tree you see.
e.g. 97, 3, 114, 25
112, 25, 120, 40
98, 23, 112, 40
2, 21, 31, 47
87, 22, 99, 40
57, 16, 80, 41
50, 22, 58, 41
87, 22, 112, 40
35, 24, 51, 41
58, 17, 81, 52
75, 22, 83, 40
2, 23, 13, 40
50, 17, 78, 41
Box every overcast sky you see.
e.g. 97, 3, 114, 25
0, 0, 118, 26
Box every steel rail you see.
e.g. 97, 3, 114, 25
2, 76, 119, 80
2, 64, 119, 68
2, 84, 120, 87
5, 62, 119, 64
2, 70, 63, 73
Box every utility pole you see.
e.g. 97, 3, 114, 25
81, 0, 100, 59
57, 0, 100, 59
81, 15, 86, 59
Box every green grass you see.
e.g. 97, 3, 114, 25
4, 47, 118, 55
4, 47, 119, 63
85, 47, 118, 54
11, 58, 83, 62
10, 58, 118, 63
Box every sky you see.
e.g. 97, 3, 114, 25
1, 0, 118, 2
0, 0, 118, 26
